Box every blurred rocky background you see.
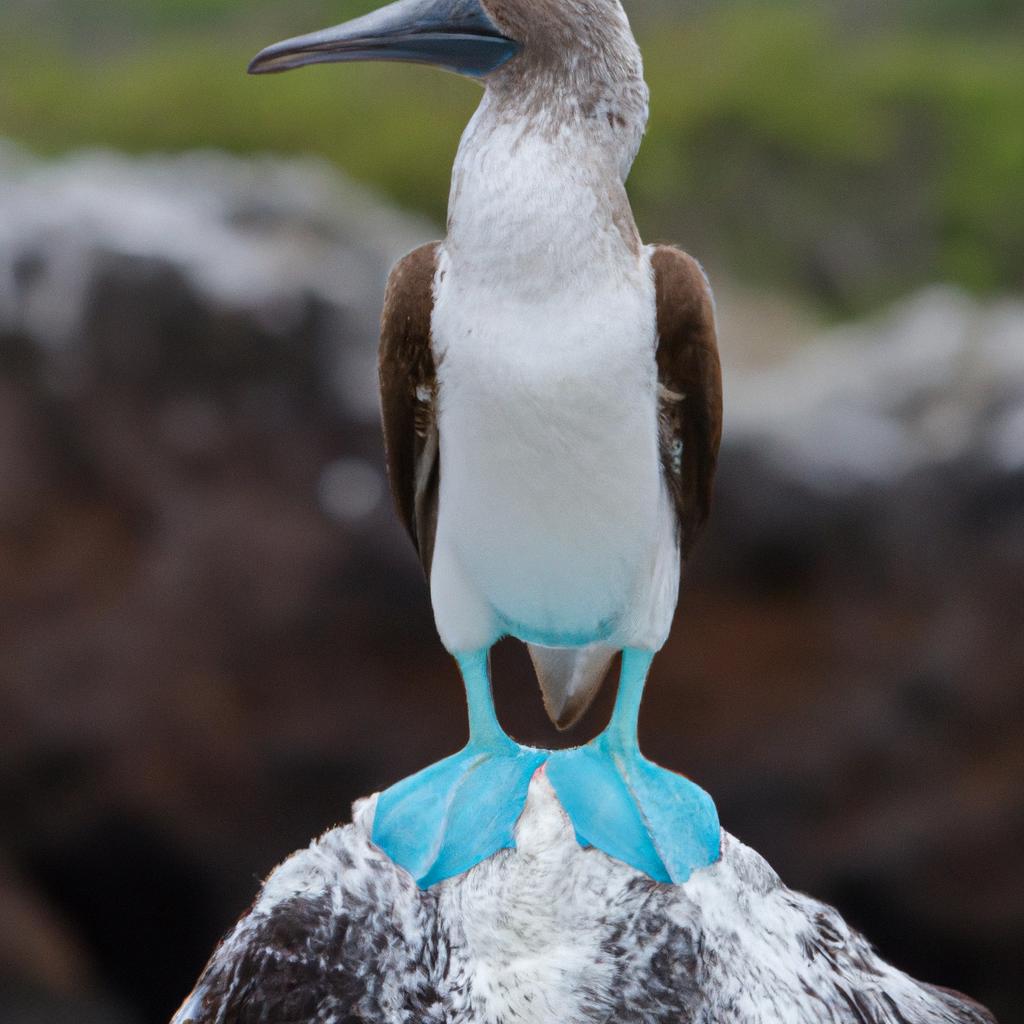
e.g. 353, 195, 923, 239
0, 2, 1021, 1024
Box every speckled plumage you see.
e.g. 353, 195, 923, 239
172, 773, 994, 1024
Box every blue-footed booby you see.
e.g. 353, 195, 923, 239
250, 0, 723, 888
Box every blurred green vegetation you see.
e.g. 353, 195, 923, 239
0, 0, 1021, 312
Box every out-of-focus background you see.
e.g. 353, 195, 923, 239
1, 1, 1021, 1022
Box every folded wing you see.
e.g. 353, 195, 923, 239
379, 242, 441, 575
651, 245, 723, 558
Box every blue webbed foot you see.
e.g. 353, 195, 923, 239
547, 647, 720, 884
547, 736, 720, 884
372, 738, 546, 887
371, 648, 546, 888
371, 647, 719, 888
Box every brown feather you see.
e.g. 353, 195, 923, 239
378, 243, 441, 575
651, 245, 723, 558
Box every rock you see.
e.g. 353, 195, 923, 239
173, 775, 995, 1024
726, 286, 1024, 491
0, 856, 94, 994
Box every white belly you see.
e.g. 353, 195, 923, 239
428, 256, 677, 652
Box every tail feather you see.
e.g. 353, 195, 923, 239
528, 643, 616, 730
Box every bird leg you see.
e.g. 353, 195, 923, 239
460, 649, 515, 751
373, 649, 720, 888
604, 647, 650, 751
547, 648, 721, 884
372, 648, 545, 888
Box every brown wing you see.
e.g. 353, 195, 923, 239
378, 242, 441, 576
651, 245, 723, 558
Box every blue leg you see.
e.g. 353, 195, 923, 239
372, 649, 545, 888
547, 649, 721, 884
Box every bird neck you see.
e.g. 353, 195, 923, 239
444, 87, 646, 298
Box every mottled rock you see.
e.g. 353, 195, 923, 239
175, 777, 996, 1024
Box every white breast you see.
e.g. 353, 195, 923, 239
426, 113, 678, 654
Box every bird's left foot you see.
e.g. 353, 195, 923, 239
546, 733, 720, 884
372, 738, 546, 888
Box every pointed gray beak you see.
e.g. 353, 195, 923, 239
248, 0, 520, 78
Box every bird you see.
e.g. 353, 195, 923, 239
249, 0, 723, 889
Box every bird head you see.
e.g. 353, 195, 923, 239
249, 0, 647, 177
247, 0, 643, 98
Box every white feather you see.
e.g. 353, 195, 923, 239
428, 90, 677, 654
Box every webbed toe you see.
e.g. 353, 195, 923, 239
372, 741, 546, 887
547, 736, 719, 884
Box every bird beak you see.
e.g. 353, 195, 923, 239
248, 0, 521, 78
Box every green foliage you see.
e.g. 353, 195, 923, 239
0, 29, 475, 223
0, 2, 1021, 311
633, 7, 1024, 309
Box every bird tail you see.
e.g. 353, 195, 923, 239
528, 643, 616, 730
